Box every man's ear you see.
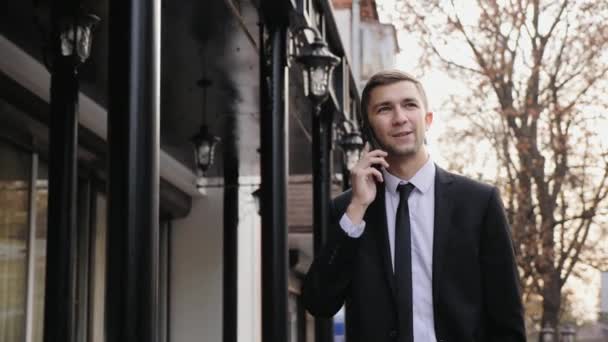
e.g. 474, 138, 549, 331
425, 111, 434, 129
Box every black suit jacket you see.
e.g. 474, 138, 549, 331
302, 166, 526, 342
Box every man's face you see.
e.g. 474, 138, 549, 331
366, 81, 433, 157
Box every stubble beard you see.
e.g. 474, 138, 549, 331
379, 129, 425, 159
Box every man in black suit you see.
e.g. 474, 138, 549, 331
302, 70, 526, 341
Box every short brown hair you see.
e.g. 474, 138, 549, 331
360, 70, 429, 120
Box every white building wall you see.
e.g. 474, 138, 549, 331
330, 9, 399, 90
333, 9, 352, 62
170, 181, 262, 342
360, 21, 398, 87
171, 192, 224, 342
169, 0, 262, 339
237, 183, 262, 342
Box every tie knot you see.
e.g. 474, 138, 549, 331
397, 182, 416, 199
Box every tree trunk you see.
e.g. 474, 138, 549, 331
539, 271, 561, 341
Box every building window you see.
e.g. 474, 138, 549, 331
159, 220, 171, 342
334, 306, 345, 342
0, 137, 109, 342
0, 139, 31, 341
31, 159, 48, 342
88, 191, 106, 342
0, 109, 171, 342
288, 292, 299, 342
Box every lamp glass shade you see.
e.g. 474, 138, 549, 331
294, 33, 340, 103
345, 149, 361, 171
191, 125, 220, 176
338, 132, 364, 170
309, 65, 330, 98
60, 14, 100, 63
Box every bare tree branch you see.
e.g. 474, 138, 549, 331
395, 0, 608, 327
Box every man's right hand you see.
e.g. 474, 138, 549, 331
346, 146, 389, 225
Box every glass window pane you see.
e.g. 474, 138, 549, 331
0, 140, 31, 342
159, 221, 170, 342
288, 292, 298, 342
334, 306, 345, 342
89, 193, 106, 342
32, 160, 48, 342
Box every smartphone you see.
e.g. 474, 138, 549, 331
361, 123, 385, 179
362, 123, 382, 151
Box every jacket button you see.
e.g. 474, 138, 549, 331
388, 330, 397, 339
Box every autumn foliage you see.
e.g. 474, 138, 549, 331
394, 0, 608, 333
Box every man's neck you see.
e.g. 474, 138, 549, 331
386, 148, 430, 180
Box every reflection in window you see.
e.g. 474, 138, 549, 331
334, 306, 345, 342
288, 292, 299, 342
32, 161, 48, 342
89, 193, 106, 342
0, 141, 31, 342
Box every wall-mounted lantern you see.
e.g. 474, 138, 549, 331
35, 7, 100, 70
337, 120, 364, 171
292, 27, 340, 110
59, 13, 100, 64
191, 78, 220, 190
191, 124, 220, 176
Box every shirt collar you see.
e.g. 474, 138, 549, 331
382, 156, 436, 195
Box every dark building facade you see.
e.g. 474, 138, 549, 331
1, 0, 366, 341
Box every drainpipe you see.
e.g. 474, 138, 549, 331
351, 0, 361, 88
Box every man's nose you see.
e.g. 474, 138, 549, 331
392, 107, 409, 125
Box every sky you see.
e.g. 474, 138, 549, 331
374, 0, 604, 324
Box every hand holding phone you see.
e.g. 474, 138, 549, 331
346, 144, 389, 224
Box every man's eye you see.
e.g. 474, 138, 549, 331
404, 102, 417, 108
378, 107, 390, 112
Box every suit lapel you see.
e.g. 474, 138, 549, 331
432, 166, 454, 291
367, 182, 398, 301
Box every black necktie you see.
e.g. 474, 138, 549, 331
395, 183, 416, 342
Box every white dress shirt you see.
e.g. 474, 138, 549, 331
340, 157, 437, 342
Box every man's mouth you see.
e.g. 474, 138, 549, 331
392, 131, 412, 138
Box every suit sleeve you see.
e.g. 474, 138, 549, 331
302, 197, 361, 318
481, 187, 527, 341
